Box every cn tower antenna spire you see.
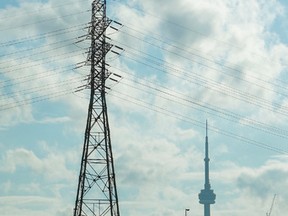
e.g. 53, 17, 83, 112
198, 120, 216, 216
206, 120, 208, 137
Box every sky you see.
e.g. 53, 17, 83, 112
1, 0, 288, 216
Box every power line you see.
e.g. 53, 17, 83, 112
0, 38, 81, 67
0, 49, 84, 75
110, 67, 288, 139
2, 23, 288, 127
111, 1, 288, 69
0, 0, 90, 20
2, 0, 287, 157
0, 23, 87, 48
0, 64, 81, 86
119, 48, 288, 118
0, 9, 90, 32
108, 90, 288, 154
3, 53, 288, 140
4, 2, 283, 109
2, 72, 286, 154
74, 86, 288, 154
0, 79, 82, 111
117, 26, 288, 95
0, 73, 84, 100
1, 63, 287, 154
110, 30, 288, 115
111, 29, 288, 115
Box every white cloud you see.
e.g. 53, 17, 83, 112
1, 0, 288, 216
0, 148, 75, 181
106, 1, 288, 215
0, 195, 73, 216
36, 116, 71, 124
0, 0, 89, 128
1, 181, 12, 193
236, 156, 288, 198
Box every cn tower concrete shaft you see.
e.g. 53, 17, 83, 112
198, 121, 216, 216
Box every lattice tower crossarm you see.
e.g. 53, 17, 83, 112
73, 1, 120, 216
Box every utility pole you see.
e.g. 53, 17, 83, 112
73, 1, 120, 216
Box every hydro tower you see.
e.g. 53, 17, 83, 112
198, 121, 216, 216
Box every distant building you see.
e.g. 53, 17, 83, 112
198, 121, 216, 216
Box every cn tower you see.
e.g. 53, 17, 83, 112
198, 121, 216, 216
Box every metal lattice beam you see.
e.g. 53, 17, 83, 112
73, 1, 120, 216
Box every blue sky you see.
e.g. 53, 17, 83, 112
1, 0, 288, 216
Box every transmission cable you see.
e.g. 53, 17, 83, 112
109, 65, 288, 138
0, 0, 90, 20
0, 49, 84, 75
0, 78, 83, 111
119, 48, 288, 118
117, 26, 288, 95
111, 1, 288, 69
0, 9, 90, 32
0, 22, 87, 48
0, 39, 82, 67
107, 90, 288, 154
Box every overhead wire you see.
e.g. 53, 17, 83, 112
3, 66, 285, 154
0, 9, 90, 32
0, 24, 83, 52
2, 0, 286, 104
0, 49, 84, 75
0, 22, 87, 48
111, 0, 288, 71
118, 46, 288, 118
5, 38, 288, 141
2, 54, 287, 154
2, 19, 288, 140
0, 88, 76, 112
108, 25, 288, 116
2, 1, 284, 113
0, 15, 89, 107
72, 78, 288, 153
117, 26, 288, 97
0, 75, 84, 100
0, 0, 90, 20
0, 38, 82, 67
123, 24, 288, 91
107, 90, 288, 154
1, 0, 287, 154
0, 66, 79, 91
109, 65, 288, 138
3, 38, 280, 132
0, 76, 85, 111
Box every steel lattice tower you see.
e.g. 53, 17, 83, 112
73, 1, 120, 216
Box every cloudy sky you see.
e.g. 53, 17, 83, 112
1, 0, 288, 216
